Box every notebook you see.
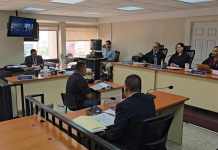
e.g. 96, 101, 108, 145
72, 110, 115, 133
73, 116, 106, 133
91, 82, 112, 91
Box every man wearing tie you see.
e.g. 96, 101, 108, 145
102, 74, 156, 150
24, 49, 44, 68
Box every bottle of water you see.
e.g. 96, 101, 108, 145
154, 54, 158, 66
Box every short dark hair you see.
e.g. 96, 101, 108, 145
75, 61, 86, 71
214, 46, 218, 49
125, 74, 142, 93
176, 42, 185, 49
31, 49, 37, 54
106, 40, 111, 45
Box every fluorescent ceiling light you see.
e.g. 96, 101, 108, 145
50, 0, 85, 4
23, 7, 45, 12
117, 6, 144, 11
177, 0, 214, 3
86, 12, 99, 15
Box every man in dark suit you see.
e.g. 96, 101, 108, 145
24, 49, 44, 68
142, 42, 165, 65
66, 61, 100, 110
102, 74, 156, 150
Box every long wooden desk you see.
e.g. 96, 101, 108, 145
113, 63, 218, 113
66, 91, 189, 145
5, 74, 123, 116
0, 116, 87, 150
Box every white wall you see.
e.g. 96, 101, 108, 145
0, 11, 99, 66
0, 11, 24, 66
99, 18, 185, 60
99, 15, 218, 61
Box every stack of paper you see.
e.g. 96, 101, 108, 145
72, 110, 115, 133
91, 82, 111, 91
104, 109, 115, 116
73, 116, 106, 133
93, 113, 115, 127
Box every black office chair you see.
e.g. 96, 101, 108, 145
132, 55, 143, 62
186, 50, 195, 67
114, 51, 120, 62
125, 112, 175, 150
61, 93, 78, 112
184, 45, 191, 51
161, 48, 168, 62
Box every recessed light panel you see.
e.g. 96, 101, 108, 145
50, 0, 85, 5
117, 6, 144, 11
177, 0, 214, 3
23, 7, 46, 12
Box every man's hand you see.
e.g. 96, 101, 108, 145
94, 80, 102, 84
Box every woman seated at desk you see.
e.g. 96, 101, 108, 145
202, 46, 218, 70
168, 43, 190, 68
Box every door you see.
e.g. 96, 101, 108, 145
191, 21, 218, 65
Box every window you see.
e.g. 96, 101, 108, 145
24, 30, 58, 59
66, 27, 98, 58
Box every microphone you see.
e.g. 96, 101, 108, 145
147, 85, 174, 93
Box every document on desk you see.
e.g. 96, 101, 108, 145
73, 116, 106, 133
72, 110, 115, 133
93, 112, 115, 127
91, 82, 112, 91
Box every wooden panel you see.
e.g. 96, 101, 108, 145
156, 71, 218, 113
113, 64, 156, 92
0, 116, 87, 150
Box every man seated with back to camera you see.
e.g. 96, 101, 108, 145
100, 74, 156, 150
66, 61, 100, 110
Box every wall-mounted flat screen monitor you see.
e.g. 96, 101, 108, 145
7, 16, 36, 37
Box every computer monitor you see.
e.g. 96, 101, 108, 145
90, 39, 102, 51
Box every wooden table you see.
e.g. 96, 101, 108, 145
0, 116, 87, 150
113, 63, 218, 113
66, 91, 189, 145
5, 74, 123, 117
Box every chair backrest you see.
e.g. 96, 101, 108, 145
130, 112, 174, 150
186, 50, 195, 66
132, 55, 142, 62
161, 48, 168, 62
184, 45, 191, 51
114, 51, 120, 62
61, 93, 79, 111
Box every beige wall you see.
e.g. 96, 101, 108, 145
0, 12, 24, 66
99, 18, 186, 60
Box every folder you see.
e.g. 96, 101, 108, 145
73, 116, 106, 133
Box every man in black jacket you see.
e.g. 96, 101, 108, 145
66, 61, 100, 110
103, 74, 156, 150
142, 42, 165, 65
24, 49, 44, 67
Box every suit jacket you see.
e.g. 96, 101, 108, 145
142, 50, 165, 65
168, 53, 190, 68
202, 56, 218, 70
103, 93, 156, 150
24, 55, 44, 67
66, 71, 93, 109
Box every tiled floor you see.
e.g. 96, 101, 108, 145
167, 122, 218, 150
